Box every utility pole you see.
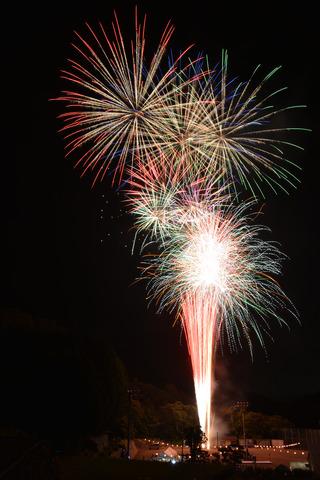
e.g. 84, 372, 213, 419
127, 388, 133, 460
242, 409, 246, 456
234, 401, 249, 458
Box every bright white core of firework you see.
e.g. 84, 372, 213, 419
184, 232, 228, 290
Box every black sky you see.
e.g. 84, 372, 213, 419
2, 1, 319, 401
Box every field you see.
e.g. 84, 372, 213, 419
57, 456, 314, 480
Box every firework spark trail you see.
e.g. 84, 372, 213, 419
181, 291, 219, 448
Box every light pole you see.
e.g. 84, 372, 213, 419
181, 438, 184, 462
127, 388, 133, 460
234, 401, 249, 458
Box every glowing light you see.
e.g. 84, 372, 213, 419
184, 233, 228, 288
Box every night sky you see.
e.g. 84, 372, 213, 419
2, 1, 318, 402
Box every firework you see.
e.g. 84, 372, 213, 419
55, 11, 305, 451
56, 14, 306, 195
150, 51, 308, 197
144, 201, 294, 445
55, 9, 194, 185
125, 155, 226, 246
196, 52, 307, 196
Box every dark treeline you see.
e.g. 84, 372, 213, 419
0, 318, 127, 446
0, 308, 199, 449
0, 308, 318, 451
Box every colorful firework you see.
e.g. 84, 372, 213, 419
149, 51, 308, 196
56, 13, 307, 196
55, 9, 194, 186
143, 201, 294, 446
125, 156, 225, 246
55, 11, 305, 450
196, 52, 307, 196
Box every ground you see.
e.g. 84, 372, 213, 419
57, 457, 230, 480
56, 441, 311, 480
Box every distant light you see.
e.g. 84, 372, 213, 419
171, 459, 176, 464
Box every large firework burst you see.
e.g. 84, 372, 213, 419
56, 15, 306, 195
149, 51, 308, 196
55, 9, 193, 185
145, 201, 292, 351
143, 201, 295, 446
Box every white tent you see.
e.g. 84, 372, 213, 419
164, 446, 178, 458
